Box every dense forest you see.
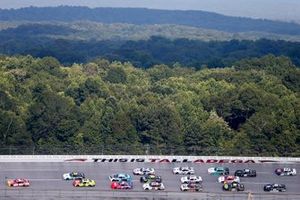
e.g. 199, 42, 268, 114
1, 29, 300, 68
0, 55, 299, 156
1, 6, 300, 35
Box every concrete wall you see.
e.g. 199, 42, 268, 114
0, 155, 299, 163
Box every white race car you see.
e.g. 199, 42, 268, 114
133, 167, 155, 175
218, 175, 240, 183
173, 167, 195, 175
62, 172, 85, 180
275, 168, 297, 176
181, 175, 202, 184
143, 181, 165, 190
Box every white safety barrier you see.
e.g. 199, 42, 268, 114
0, 155, 299, 163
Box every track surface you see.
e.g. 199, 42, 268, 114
0, 162, 299, 199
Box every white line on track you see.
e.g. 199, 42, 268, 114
5, 178, 62, 181
242, 182, 267, 185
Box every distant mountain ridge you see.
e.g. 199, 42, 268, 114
2, 21, 300, 42
1, 6, 300, 36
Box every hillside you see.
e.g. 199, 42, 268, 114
1, 6, 300, 35
1, 26, 300, 68
1, 21, 300, 42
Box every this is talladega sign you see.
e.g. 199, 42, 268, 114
64, 156, 299, 164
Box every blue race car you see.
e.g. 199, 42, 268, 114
109, 173, 132, 182
208, 167, 229, 176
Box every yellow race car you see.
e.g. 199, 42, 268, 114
73, 179, 96, 187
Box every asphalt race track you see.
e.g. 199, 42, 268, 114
0, 162, 299, 200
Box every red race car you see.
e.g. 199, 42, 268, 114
111, 181, 133, 189
7, 179, 30, 187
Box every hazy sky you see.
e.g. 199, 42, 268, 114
0, 0, 299, 22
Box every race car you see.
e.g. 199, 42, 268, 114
223, 181, 245, 191
180, 175, 202, 184
7, 178, 30, 187
62, 172, 85, 180
173, 167, 195, 175
133, 167, 155, 175
111, 181, 133, 189
180, 183, 202, 192
140, 174, 162, 183
275, 168, 297, 176
264, 183, 286, 192
109, 173, 132, 182
143, 181, 165, 190
218, 175, 240, 183
73, 179, 96, 187
208, 167, 229, 176
234, 169, 256, 177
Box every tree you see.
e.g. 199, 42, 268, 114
65, 77, 108, 105
0, 110, 32, 154
27, 86, 80, 151
104, 67, 127, 84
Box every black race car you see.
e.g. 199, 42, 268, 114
264, 184, 286, 192
234, 169, 256, 177
223, 181, 245, 191
140, 174, 162, 183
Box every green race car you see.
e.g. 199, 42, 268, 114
140, 174, 162, 183
223, 181, 245, 191
208, 167, 229, 176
